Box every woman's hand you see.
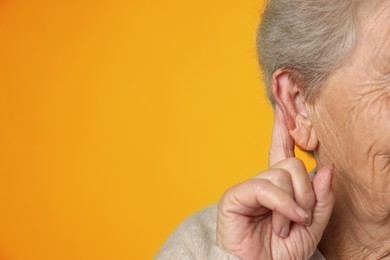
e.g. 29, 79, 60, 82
216, 108, 335, 260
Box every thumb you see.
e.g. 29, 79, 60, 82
307, 164, 335, 241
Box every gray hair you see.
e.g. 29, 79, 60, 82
257, 0, 360, 105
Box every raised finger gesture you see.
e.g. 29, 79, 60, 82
217, 106, 335, 259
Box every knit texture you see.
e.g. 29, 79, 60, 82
156, 204, 325, 259
156, 204, 239, 260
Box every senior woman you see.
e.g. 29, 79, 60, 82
157, 0, 390, 259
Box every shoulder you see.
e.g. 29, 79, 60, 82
156, 204, 239, 260
162, 204, 219, 253
156, 204, 325, 259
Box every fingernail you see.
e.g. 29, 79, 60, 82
325, 164, 335, 192
280, 225, 289, 238
295, 207, 309, 220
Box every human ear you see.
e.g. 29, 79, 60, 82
270, 69, 318, 151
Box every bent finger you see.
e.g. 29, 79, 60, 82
256, 169, 294, 238
273, 211, 291, 238
220, 178, 309, 224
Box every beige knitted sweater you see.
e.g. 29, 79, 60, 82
156, 204, 325, 259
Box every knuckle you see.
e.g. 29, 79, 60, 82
285, 157, 305, 169
268, 170, 291, 187
219, 186, 241, 212
299, 190, 316, 206
276, 196, 293, 211
251, 179, 269, 193
220, 183, 239, 201
254, 169, 293, 192
219, 185, 236, 205
273, 157, 307, 175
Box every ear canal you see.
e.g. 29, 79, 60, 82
289, 114, 318, 151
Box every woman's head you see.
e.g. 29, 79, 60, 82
257, 0, 359, 104
258, 0, 390, 191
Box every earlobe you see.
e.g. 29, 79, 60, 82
289, 113, 318, 151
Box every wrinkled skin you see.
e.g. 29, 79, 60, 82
312, 2, 390, 258
217, 1, 390, 259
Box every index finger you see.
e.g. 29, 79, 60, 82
269, 105, 295, 167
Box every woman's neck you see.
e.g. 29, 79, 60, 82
318, 169, 390, 259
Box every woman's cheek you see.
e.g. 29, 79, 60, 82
354, 91, 390, 152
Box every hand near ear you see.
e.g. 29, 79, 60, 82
216, 73, 335, 259
271, 69, 318, 151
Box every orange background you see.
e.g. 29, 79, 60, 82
0, 0, 315, 259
